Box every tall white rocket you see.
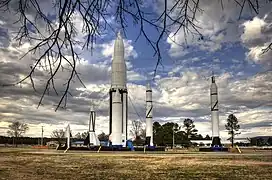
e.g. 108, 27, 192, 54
109, 31, 128, 147
89, 105, 100, 146
145, 83, 153, 146
210, 76, 221, 146
65, 124, 71, 150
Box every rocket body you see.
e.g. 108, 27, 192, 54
210, 76, 221, 147
89, 106, 100, 146
65, 124, 71, 149
109, 32, 128, 147
110, 91, 123, 145
145, 83, 153, 146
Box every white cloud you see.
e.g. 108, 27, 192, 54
241, 13, 272, 66
165, 0, 242, 57
164, 0, 272, 58
241, 17, 267, 46
167, 42, 189, 57
127, 71, 145, 81
101, 39, 138, 60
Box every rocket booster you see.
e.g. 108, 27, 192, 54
111, 91, 123, 145
145, 83, 153, 146
89, 105, 95, 132
89, 105, 100, 146
65, 124, 71, 151
210, 76, 221, 146
109, 31, 128, 147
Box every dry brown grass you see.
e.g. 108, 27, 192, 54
0, 148, 271, 180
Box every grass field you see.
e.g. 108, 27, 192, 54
0, 148, 271, 180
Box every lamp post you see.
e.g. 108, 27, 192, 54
172, 127, 175, 149
41, 126, 44, 146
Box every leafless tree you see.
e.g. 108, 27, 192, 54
0, 0, 271, 110
97, 132, 109, 141
130, 119, 143, 140
74, 132, 82, 139
7, 121, 29, 147
75, 131, 88, 139
139, 128, 146, 139
51, 129, 65, 145
81, 131, 88, 139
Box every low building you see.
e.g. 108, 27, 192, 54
191, 138, 250, 147
46, 141, 59, 147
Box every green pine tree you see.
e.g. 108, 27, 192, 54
225, 114, 240, 147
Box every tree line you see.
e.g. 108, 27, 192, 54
3, 114, 272, 147
1, 134, 270, 147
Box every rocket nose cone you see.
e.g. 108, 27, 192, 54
146, 83, 151, 90
114, 31, 124, 59
211, 76, 215, 83
117, 31, 122, 39
115, 30, 124, 43
90, 105, 95, 112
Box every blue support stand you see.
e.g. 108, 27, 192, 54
127, 140, 134, 151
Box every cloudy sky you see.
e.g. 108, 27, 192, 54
0, 0, 271, 139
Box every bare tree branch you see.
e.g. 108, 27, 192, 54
130, 119, 143, 139
262, 43, 272, 53
0, 0, 271, 110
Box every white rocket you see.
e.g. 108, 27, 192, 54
64, 124, 71, 153
210, 76, 221, 146
145, 83, 153, 146
109, 31, 128, 147
89, 105, 100, 146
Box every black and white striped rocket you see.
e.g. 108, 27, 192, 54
210, 76, 221, 146
145, 83, 153, 146
89, 105, 100, 146
109, 31, 128, 147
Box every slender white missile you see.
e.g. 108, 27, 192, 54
65, 124, 71, 151
146, 83, 153, 146
109, 31, 128, 147
210, 76, 221, 146
89, 105, 100, 146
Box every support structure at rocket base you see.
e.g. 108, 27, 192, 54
109, 88, 128, 147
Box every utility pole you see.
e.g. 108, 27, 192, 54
172, 127, 175, 149
41, 126, 44, 146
